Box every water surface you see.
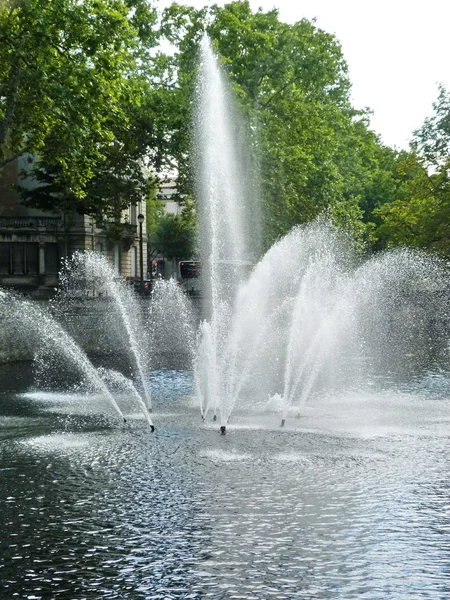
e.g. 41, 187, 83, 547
1, 366, 450, 599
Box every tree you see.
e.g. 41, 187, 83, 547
374, 154, 450, 255
0, 0, 157, 196
157, 1, 396, 248
149, 208, 197, 263
20, 126, 157, 221
374, 86, 450, 256
412, 84, 450, 166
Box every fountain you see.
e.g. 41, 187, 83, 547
193, 37, 450, 433
194, 35, 261, 432
56, 251, 154, 411
0, 37, 448, 437
98, 368, 155, 430
0, 251, 201, 428
47, 253, 196, 428
2, 36, 450, 600
0, 289, 127, 422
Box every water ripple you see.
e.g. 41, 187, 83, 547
1, 379, 450, 599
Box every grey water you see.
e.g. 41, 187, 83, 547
1, 364, 450, 599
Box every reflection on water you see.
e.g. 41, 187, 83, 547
1, 368, 450, 599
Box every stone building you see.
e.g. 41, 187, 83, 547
0, 157, 147, 298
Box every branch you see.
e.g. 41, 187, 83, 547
258, 77, 296, 109
0, 150, 26, 169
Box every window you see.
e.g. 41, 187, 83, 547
25, 243, 38, 274
0, 242, 38, 274
114, 244, 120, 275
45, 243, 60, 274
12, 243, 24, 274
0, 243, 10, 274
179, 261, 201, 279
130, 204, 137, 226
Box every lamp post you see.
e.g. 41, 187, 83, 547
137, 213, 145, 292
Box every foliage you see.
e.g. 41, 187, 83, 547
375, 153, 450, 255
374, 86, 450, 256
0, 0, 157, 199
20, 140, 157, 220
411, 84, 450, 166
146, 193, 164, 238
157, 1, 400, 249
5, 0, 443, 257
149, 208, 197, 262
328, 196, 376, 253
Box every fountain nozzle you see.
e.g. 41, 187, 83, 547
213, 414, 217, 422
220, 425, 226, 435
123, 417, 127, 424
280, 419, 285, 427
150, 425, 155, 432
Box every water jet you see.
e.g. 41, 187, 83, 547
192, 36, 450, 429
0, 37, 448, 439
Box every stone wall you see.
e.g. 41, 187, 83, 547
0, 295, 194, 370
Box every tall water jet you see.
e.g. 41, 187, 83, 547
191, 35, 450, 430
193, 38, 450, 426
195, 36, 259, 425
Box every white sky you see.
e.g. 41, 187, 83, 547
157, 0, 450, 150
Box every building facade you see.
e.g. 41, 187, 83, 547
0, 158, 147, 298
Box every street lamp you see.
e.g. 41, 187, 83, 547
137, 213, 145, 292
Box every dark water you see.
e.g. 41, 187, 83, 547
1, 366, 450, 599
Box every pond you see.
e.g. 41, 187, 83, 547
1, 364, 450, 599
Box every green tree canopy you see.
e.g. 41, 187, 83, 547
374, 86, 450, 256
149, 209, 197, 263
1, 0, 415, 254
0, 0, 157, 197
156, 1, 398, 248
